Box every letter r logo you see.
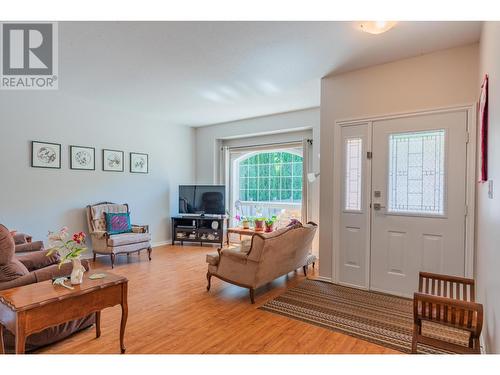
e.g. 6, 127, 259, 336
2, 23, 53, 75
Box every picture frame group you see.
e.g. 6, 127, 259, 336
31, 141, 149, 174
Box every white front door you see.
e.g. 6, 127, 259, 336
370, 111, 468, 297
336, 109, 471, 297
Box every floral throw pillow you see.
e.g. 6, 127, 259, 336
105, 212, 132, 235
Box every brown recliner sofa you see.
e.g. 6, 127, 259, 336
12, 232, 44, 254
0, 224, 94, 353
206, 222, 318, 303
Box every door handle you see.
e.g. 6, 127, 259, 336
373, 203, 386, 211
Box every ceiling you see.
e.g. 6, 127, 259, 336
59, 21, 482, 127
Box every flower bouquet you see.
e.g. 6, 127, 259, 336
46, 227, 87, 285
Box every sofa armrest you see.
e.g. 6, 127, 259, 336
13, 232, 31, 245
17, 249, 60, 271
132, 224, 149, 233
15, 240, 44, 253
0, 273, 37, 291
221, 247, 248, 262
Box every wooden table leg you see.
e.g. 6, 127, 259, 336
226, 231, 230, 246
120, 282, 128, 353
95, 311, 101, 338
0, 325, 4, 354
15, 314, 26, 354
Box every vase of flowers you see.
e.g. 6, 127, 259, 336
46, 227, 87, 285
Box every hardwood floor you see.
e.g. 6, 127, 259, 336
37, 244, 399, 354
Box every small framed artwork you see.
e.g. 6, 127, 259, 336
130, 152, 149, 174
102, 149, 124, 172
70, 145, 95, 170
31, 141, 61, 169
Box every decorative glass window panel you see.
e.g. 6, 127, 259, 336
236, 151, 303, 203
345, 138, 362, 211
388, 130, 445, 215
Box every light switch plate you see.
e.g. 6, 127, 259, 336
488, 180, 494, 199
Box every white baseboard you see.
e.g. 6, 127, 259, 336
152, 240, 172, 248
310, 275, 334, 283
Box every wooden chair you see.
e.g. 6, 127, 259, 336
412, 272, 483, 354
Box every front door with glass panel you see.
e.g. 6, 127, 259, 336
338, 110, 469, 297
370, 111, 468, 297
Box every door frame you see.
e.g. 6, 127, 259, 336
331, 104, 477, 287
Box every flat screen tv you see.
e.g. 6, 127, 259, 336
179, 185, 226, 215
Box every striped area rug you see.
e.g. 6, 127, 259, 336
260, 279, 469, 354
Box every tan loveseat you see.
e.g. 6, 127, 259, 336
86, 202, 152, 268
206, 222, 317, 303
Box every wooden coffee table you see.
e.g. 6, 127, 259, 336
226, 227, 264, 245
0, 272, 128, 354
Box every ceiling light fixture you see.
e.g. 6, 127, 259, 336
358, 21, 397, 35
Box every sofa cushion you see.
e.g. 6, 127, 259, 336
105, 212, 132, 235
107, 232, 151, 247
206, 252, 220, 266
0, 258, 30, 282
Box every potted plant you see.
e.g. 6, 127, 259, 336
265, 216, 277, 232
240, 216, 250, 229
254, 217, 265, 231
46, 227, 87, 285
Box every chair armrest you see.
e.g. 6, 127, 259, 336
0, 273, 37, 291
15, 240, 44, 253
17, 249, 60, 271
413, 292, 483, 334
132, 224, 149, 233
92, 231, 109, 239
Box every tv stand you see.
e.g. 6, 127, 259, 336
171, 216, 225, 247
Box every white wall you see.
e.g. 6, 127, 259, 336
319, 44, 479, 279
0, 91, 195, 252
477, 22, 500, 354
194, 108, 320, 242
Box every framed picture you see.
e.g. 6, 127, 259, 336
70, 145, 95, 170
31, 141, 61, 169
102, 149, 124, 172
130, 152, 149, 173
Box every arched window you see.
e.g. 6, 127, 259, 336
236, 150, 303, 203
229, 146, 304, 225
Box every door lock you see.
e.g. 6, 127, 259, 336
373, 203, 386, 211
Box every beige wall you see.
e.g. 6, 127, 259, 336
477, 22, 500, 354
319, 44, 479, 279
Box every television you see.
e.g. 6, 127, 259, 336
179, 185, 226, 216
